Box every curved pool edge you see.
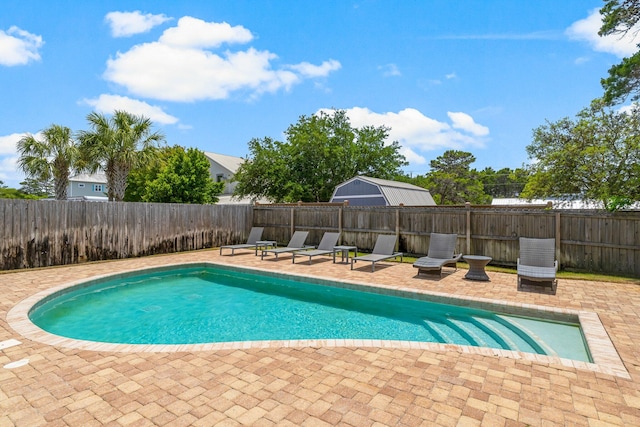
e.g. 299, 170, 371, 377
7, 261, 630, 379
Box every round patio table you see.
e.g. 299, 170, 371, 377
463, 255, 492, 281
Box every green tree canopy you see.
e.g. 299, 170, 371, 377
77, 110, 164, 201
421, 150, 490, 205
233, 110, 407, 202
478, 167, 529, 198
126, 146, 223, 204
19, 177, 53, 197
522, 99, 640, 210
17, 124, 78, 200
599, 0, 640, 104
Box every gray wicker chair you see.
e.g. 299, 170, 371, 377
261, 231, 310, 260
350, 234, 402, 272
517, 237, 558, 290
219, 227, 264, 256
413, 233, 462, 277
292, 232, 341, 265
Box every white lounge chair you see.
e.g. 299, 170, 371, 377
413, 233, 462, 277
517, 237, 558, 290
261, 231, 310, 260
219, 227, 264, 256
350, 234, 402, 272
292, 232, 341, 264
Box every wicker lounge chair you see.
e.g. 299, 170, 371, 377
292, 232, 341, 265
350, 234, 402, 272
517, 237, 558, 290
261, 231, 310, 260
413, 233, 462, 277
219, 227, 264, 256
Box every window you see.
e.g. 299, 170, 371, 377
78, 183, 85, 188
216, 174, 224, 183
93, 184, 103, 192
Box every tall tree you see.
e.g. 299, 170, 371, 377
522, 99, 640, 210
19, 177, 53, 197
423, 150, 490, 205
233, 110, 407, 202
77, 111, 164, 201
599, 0, 640, 104
126, 146, 223, 204
17, 124, 77, 200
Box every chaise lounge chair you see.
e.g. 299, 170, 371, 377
350, 234, 402, 272
261, 231, 310, 260
413, 233, 462, 277
517, 237, 558, 291
292, 232, 341, 264
219, 227, 264, 256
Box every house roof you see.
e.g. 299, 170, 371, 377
332, 176, 436, 206
204, 152, 244, 174
69, 173, 107, 184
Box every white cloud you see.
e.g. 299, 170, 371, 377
82, 94, 179, 125
159, 16, 252, 48
0, 155, 22, 186
287, 59, 341, 77
566, 8, 639, 58
0, 132, 23, 155
0, 133, 29, 187
618, 102, 639, 114
0, 26, 43, 66
105, 11, 172, 37
318, 107, 490, 166
103, 16, 340, 102
445, 72, 457, 79
379, 63, 401, 77
447, 112, 489, 136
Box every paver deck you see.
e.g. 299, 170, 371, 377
1, 249, 640, 426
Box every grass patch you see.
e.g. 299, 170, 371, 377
398, 255, 639, 285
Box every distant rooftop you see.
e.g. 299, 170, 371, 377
204, 152, 244, 174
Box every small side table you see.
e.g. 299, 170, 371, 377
463, 255, 492, 281
255, 240, 277, 256
333, 245, 357, 264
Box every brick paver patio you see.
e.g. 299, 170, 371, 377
1, 249, 640, 426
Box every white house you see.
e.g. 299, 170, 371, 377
203, 152, 244, 195
67, 173, 108, 201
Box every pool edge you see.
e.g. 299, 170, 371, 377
7, 261, 630, 380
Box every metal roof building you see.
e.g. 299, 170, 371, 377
330, 176, 436, 206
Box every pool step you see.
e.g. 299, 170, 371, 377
494, 315, 558, 357
421, 313, 556, 356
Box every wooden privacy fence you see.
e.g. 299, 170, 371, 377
2, 200, 638, 276
253, 204, 640, 277
0, 199, 252, 270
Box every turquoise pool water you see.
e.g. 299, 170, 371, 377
29, 265, 591, 361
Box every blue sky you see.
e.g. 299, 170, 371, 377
1, 0, 637, 188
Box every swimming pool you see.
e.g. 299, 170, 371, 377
27, 263, 591, 362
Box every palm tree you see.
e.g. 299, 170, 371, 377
17, 124, 77, 200
77, 110, 164, 201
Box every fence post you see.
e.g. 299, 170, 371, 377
291, 207, 295, 237
338, 206, 343, 245
395, 206, 401, 252
465, 202, 472, 254
555, 211, 561, 266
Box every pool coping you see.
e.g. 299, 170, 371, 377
7, 261, 630, 379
